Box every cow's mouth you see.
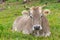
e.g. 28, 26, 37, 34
32, 30, 40, 36
31, 29, 43, 36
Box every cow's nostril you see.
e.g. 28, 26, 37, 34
34, 26, 40, 30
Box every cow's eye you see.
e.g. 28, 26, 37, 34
41, 15, 43, 18
29, 12, 33, 19
40, 14, 43, 18
30, 15, 33, 18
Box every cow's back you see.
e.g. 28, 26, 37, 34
12, 15, 31, 32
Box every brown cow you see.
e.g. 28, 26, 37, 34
12, 5, 51, 37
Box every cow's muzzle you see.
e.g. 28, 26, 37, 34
32, 25, 42, 30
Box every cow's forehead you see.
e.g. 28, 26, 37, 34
29, 6, 42, 14
30, 6, 37, 10
30, 6, 42, 10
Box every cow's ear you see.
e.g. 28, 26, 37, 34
43, 9, 50, 16
22, 10, 29, 15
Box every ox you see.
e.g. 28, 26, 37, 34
12, 5, 51, 37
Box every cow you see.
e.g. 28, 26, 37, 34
12, 5, 51, 37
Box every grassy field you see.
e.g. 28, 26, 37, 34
0, 0, 60, 40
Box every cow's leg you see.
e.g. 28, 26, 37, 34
44, 32, 51, 37
22, 29, 30, 34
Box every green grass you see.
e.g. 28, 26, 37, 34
0, 1, 60, 40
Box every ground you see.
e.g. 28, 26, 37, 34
0, 1, 60, 40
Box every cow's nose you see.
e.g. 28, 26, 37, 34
34, 26, 40, 30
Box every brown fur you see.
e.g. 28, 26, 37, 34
12, 10, 33, 34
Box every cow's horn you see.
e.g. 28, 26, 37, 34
24, 5, 30, 10
42, 2, 48, 8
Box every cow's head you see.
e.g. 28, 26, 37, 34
24, 5, 50, 35
29, 6, 43, 31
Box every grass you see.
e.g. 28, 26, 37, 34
0, 1, 60, 40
